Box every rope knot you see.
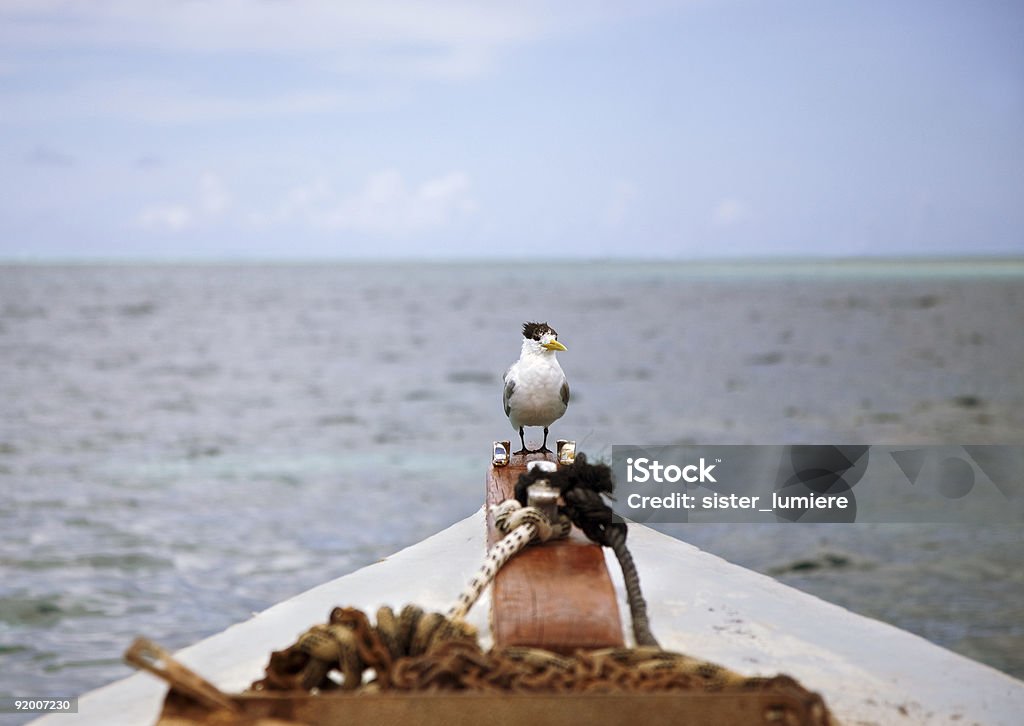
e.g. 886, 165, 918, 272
506, 504, 554, 542
492, 499, 571, 543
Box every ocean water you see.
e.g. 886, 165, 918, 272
1, 260, 1022, 719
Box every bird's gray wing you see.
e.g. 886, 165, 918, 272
501, 364, 516, 415
560, 379, 570, 406
503, 376, 515, 418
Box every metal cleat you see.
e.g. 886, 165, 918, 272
492, 441, 510, 467
556, 440, 576, 466
526, 460, 557, 474
526, 478, 560, 526
525, 461, 561, 526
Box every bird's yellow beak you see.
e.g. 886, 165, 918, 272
543, 340, 567, 352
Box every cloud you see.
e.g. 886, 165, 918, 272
0, 1, 531, 50
137, 204, 193, 231
134, 155, 162, 170
0, 2, 685, 128
711, 198, 748, 227
0, 0, 676, 55
258, 170, 476, 235
0, 2, 545, 80
0, 1, 524, 125
320, 170, 476, 235
136, 172, 230, 231
259, 178, 333, 226
25, 144, 74, 167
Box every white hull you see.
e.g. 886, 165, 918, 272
34, 510, 1024, 725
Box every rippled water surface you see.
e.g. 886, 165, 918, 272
1, 261, 1022, 721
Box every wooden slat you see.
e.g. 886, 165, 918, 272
486, 452, 624, 654
160, 689, 822, 725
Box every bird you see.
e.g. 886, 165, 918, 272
502, 321, 570, 455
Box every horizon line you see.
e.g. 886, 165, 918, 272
2, 252, 1024, 267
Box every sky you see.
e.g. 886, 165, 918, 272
0, 0, 1022, 260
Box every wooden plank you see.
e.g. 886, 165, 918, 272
159, 690, 820, 726
486, 452, 624, 654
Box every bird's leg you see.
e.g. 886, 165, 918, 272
513, 427, 529, 456
537, 427, 552, 455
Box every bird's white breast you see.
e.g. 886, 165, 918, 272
506, 356, 567, 428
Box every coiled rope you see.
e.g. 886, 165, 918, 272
253, 604, 476, 692
251, 605, 833, 725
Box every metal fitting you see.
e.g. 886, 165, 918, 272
492, 441, 510, 467
526, 479, 560, 525
556, 440, 576, 466
526, 460, 557, 474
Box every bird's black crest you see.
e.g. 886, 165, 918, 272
522, 321, 556, 341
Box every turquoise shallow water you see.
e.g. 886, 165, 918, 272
0, 261, 1022, 721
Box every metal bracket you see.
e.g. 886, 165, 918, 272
526, 476, 560, 525
556, 440, 576, 466
492, 440, 511, 467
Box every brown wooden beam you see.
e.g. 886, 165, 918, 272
486, 452, 625, 654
